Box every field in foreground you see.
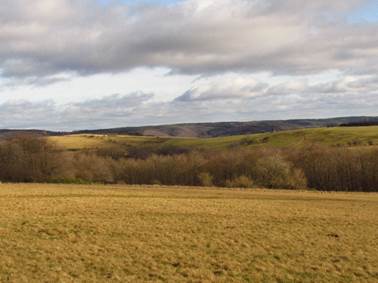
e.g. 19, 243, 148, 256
0, 184, 377, 282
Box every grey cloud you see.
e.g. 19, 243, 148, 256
175, 73, 378, 103
0, 100, 58, 128
175, 82, 268, 102
169, 73, 378, 121
0, 92, 154, 130
62, 92, 154, 127
0, 0, 377, 81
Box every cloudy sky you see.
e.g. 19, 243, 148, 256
0, 0, 377, 130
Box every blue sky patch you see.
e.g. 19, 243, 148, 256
349, 0, 378, 23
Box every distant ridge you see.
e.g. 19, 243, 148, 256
0, 129, 62, 137
340, 121, 378, 127
74, 116, 378, 138
1, 116, 377, 138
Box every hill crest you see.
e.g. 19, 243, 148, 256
1, 116, 377, 138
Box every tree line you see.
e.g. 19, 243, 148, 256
0, 135, 377, 191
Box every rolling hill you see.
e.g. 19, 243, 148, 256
1, 116, 377, 139
74, 116, 378, 137
50, 126, 378, 153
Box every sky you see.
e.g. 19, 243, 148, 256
0, 0, 377, 130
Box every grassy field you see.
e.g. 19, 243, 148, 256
50, 126, 378, 152
0, 184, 377, 282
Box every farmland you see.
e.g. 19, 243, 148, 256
0, 184, 377, 282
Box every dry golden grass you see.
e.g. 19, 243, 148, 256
49, 134, 158, 151
49, 126, 378, 153
0, 184, 377, 282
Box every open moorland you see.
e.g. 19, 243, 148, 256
49, 126, 378, 152
0, 184, 377, 282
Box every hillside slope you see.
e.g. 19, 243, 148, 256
74, 116, 378, 138
1, 116, 377, 138
50, 126, 378, 152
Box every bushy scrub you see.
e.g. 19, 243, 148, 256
198, 172, 214, 187
225, 175, 254, 188
0, 134, 377, 191
253, 154, 307, 189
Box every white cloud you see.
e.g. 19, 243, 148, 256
0, 68, 196, 104
0, 73, 377, 130
0, 0, 377, 129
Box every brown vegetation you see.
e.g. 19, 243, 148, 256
289, 145, 378, 191
0, 135, 377, 191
